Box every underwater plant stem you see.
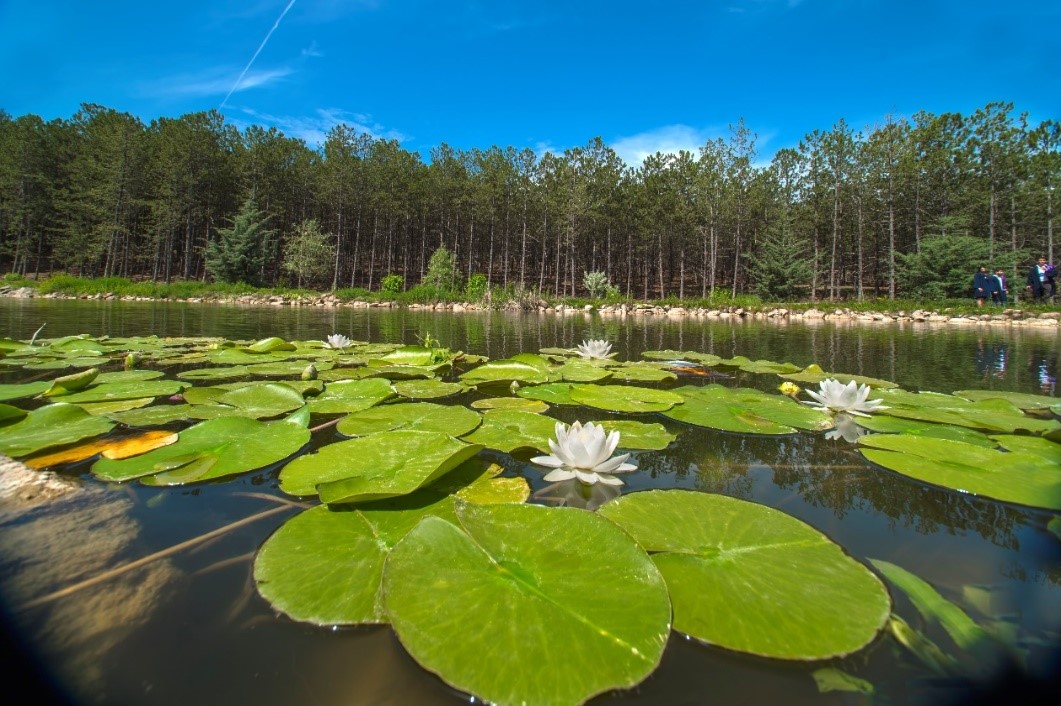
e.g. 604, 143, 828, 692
309, 418, 341, 434
19, 504, 293, 611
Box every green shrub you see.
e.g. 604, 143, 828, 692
381, 274, 404, 296
465, 273, 488, 301
422, 246, 461, 292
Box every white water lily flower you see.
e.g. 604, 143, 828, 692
803, 378, 888, 417
531, 421, 637, 486
575, 339, 616, 360
323, 334, 352, 351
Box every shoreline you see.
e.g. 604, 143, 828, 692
2, 285, 1059, 330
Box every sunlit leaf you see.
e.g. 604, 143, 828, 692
337, 402, 481, 438
598, 490, 890, 659
383, 502, 671, 706
24, 430, 178, 468
664, 384, 831, 434
858, 435, 1061, 510
568, 384, 684, 413
0, 403, 116, 457
460, 409, 557, 452
307, 378, 396, 414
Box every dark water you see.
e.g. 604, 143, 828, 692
1, 299, 1059, 706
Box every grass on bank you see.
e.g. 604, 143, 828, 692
3, 272, 1057, 316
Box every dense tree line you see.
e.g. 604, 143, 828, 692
0, 102, 1056, 300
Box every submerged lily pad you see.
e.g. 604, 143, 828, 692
383, 502, 672, 706
598, 490, 891, 659
91, 416, 310, 485
337, 402, 481, 438
858, 435, 1061, 510
664, 385, 831, 435
0, 403, 116, 457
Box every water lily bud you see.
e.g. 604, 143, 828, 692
302, 364, 318, 381
124, 352, 141, 369
778, 381, 801, 399
510, 380, 520, 394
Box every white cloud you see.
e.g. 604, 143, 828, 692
232, 106, 408, 147
301, 40, 324, 57
609, 125, 717, 168
151, 66, 293, 98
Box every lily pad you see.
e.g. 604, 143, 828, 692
337, 402, 481, 438
953, 389, 1058, 411
382, 502, 672, 706
307, 378, 396, 414
48, 380, 186, 404
608, 364, 678, 383
664, 385, 831, 434
876, 389, 1060, 435
94, 369, 166, 384
516, 382, 578, 405
0, 404, 27, 424
598, 490, 891, 659
470, 397, 549, 413
557, 361, 613, 383
858, 435, 1061, 510
392, 379, 465, 400
0, 380, 51, 402
279, 430, 483, 504
177, 365, 251, 381
568, 384, 684, 413
0, 403, 116, 457
596, 420, 677, 450
255, 496, 458, 625
853, 415, 996, 447
40, 367, 100, 397
212, 382, 307, 419
76, 397, 156, 416
460, 409, 558, 453
92, 415, 311, 485
25, 430, 179, 468
460, 354, 554, 387
780, 364, 898, 389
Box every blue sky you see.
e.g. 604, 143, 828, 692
0, 0, 1055, 166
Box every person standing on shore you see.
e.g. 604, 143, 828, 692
1027, 257, 1055, 302
973, 266, 992, 307
991, 269, 1007, 307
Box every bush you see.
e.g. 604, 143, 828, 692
380, 274, 404, 296
582, 271, 615, 299
422, 246, 462, 292
465, 273, 488, 301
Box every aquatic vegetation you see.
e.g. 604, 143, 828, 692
0, 331, 1058, 706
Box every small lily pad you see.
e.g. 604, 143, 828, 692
568, 384, 684, 413
307, 378, 396, 414
596, 420, 677, 450
392, 379, 465, 400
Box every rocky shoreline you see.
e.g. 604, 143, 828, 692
3, 285, 1059, 329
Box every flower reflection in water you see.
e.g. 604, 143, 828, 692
533, 478, 623, 511
824, 413, 868, 443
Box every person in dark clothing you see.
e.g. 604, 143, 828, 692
1027, 257, 1056, 302
973, 266, 992, 307
991, 269, 1007, 307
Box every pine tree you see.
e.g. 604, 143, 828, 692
204, 197, 274, 285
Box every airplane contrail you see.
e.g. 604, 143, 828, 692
221, 0, 297, 108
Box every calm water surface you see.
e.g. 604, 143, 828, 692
1, 299, 1059, 706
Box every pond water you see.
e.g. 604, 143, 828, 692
0, 299, 1059, 706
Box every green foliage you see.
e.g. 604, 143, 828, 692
895, 235, 999, 299
582, 270, 613, 299
421, 246, 461, 292
465, 273, 488, 301
204, 197, 275, 286
747, 226, 814, 302
399, 284, 460, 304
282, 219, 334, 289
380, 274, 404, 295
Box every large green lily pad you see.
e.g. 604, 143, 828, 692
55, 380, 186, 403
254, 496, 458, 625
858, 434, 1061, 510
568, 384, 684, 413
876, 389, 1060, 434
460, 354, 554, 387
210, 382, 307, 419
460, 409, 558, 453
337, 402, 481, 438
279, 429, 483, 504
598, 490, 891, 659
953, 389, 1058, 411
781, 364, 898, 389
596, 420, 677, 450
383, 502, 672, 706
0, 403, 116, 457
853, 415, 996, 447
307, 378, 396, 414
91, 416, 311, 485
664, 385, 832, 434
